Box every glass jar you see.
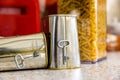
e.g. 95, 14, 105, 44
58, 0, 107, 63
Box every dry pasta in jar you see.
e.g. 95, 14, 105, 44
58, 0, 107, 63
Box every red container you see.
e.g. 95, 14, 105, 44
0, 0, 41, 37
41, 0, 57, 36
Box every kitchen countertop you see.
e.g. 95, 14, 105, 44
0, 52, 120, 80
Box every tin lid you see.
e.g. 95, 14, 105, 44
49, 14, 77, 17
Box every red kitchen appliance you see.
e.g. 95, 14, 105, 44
0, 0, 41, 37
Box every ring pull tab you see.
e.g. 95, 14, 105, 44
14, 54, 25, 69
58, 40, 70, 65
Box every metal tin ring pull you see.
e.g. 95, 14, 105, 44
14, 51, 40, 69
58, 40, 70, 65
15, 54, 25, 69
58, 40, 70, 48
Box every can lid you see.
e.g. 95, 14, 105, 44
48, 14, 77, 17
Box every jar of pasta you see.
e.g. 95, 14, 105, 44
58, 0, 107, 63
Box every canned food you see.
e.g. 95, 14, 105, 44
49, 14, 80, 69
0, 33, 48, 71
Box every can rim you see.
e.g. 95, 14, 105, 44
48, 14, 77, 17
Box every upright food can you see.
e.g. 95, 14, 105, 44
58, 0, 106, 63
49, 14, 80, 69
0, 33, 48, 71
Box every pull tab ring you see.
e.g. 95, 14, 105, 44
14, 54, 24, 69
58, 40, 70, 65
58, 40, 70, 48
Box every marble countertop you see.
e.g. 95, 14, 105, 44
0, 52, 120, 80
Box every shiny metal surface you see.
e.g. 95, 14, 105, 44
49, 14, 80, 69
0, 33, 48, 71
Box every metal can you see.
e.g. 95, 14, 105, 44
0, 33, 48, 71
49, 14, 80, 69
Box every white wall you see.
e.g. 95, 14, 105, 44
107, 0, 120, 25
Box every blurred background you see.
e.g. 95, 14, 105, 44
107, 0, 120, 51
